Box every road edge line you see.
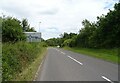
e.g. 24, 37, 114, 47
33, 48, 47, 81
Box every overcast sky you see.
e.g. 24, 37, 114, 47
0, 0, 118, 39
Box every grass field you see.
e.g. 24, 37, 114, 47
64, 47, 119, 64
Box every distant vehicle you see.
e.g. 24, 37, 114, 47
57, 45, 60, 48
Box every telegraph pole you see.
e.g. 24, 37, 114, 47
39, 22, 41, 42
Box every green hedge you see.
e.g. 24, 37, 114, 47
2, 42, 45, 81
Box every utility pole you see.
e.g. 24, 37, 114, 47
39, 22, 41, 42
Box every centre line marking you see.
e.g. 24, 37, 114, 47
101, 76, 114, 83
55, 48, 59, 52
61, 52, 65, 55
67, 55, 83, 65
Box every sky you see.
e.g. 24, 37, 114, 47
0, 0, 118, 40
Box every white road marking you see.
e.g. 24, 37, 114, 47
67, 55, 83, 65
55, 48, 65, 55
33, 58, 44, 81
61, 51, 65, 55
55, 48, 59, 52
102, 76, 114, 83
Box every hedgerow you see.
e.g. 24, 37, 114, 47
2, 42, 44, 81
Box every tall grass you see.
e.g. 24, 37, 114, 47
64, 47, 119, 63
0, 42, 2, 82
2, 41, 46, 81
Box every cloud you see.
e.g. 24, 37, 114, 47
38, 8, 59, 15
104, 0, 117, 9
41, 27, 61, 39
0, 0, 118, 39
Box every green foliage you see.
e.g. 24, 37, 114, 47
2, 17, 26, 42
2, 42, 44, 81
40, 42, 48, 47
46, 3, 120, 49
75, 3, 120, 48
76, 19, 96, 47
21, 18, 29, 31
21, 18, 36, 32
0, 17, 2, 42
69, 36, 77, 47
26, 27, 36, 32
64, 47, 119, 63
46, 33, 77, 47
63, 39, 72, 46
46, 38, 59, 46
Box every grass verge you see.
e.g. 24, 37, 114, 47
64, 47, 120, 64
14, 47, 47, 81
0, 42, 2, 82
2, 41, 47, 81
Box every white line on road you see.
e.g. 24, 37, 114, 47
102, 76, 114, 83
55, 48, 59, 52
67, 55, 83, 65
61, 51, 65, 55
33, 58, 44, 81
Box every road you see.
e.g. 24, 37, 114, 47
35, 47, 118, 82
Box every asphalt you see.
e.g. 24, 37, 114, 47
36, 47, 119, 82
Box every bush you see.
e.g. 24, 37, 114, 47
2, 17, 26, 42
2, 42, 43, 81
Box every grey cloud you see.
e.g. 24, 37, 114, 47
0, 4, 31, 17
38, 8, 59, 15
48, 27, 58, 30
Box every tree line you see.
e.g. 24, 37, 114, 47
46, 3, 120, 49
1, 16, 36, 42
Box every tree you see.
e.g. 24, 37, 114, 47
26, 27, 36, 32
21, 18, 29, 31
0, 17, 2, 41
76, 19, 96, 47
76, 3, 120, 48
92, 3, 120, 48
69, 35, 77, 47
63, 39, 72, 46
2, 17, 26, 42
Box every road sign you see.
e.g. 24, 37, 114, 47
24, 32, 41, 42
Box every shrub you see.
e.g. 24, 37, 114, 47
2, 42, 43, 81
2, 17, 26, 42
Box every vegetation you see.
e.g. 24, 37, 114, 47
46, 3, 120, 48
2, 42, 46, 81
1, 2, 120, 81
0, 42, 2, 82
21, 18, 36, 32
14, 43, 46, 81
2, 17, 26, 42
2, 42, 47, 81
64, 47, 119, 63
2, 15, 47, 81
45, 3, 120, 63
